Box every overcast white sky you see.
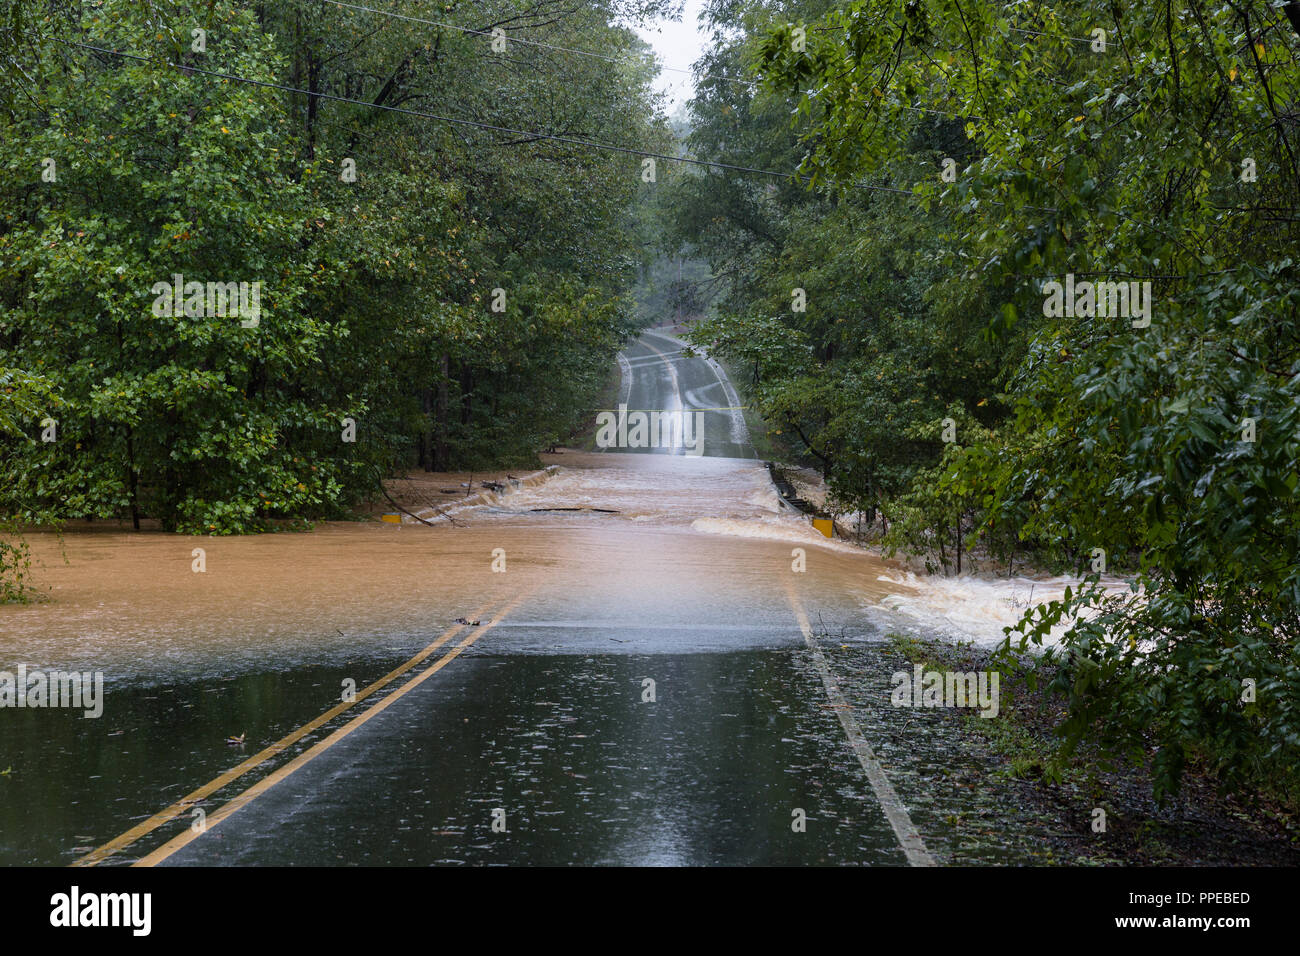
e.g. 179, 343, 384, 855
634, 0, 711, 112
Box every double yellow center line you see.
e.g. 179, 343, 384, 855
75, 592, 529, 868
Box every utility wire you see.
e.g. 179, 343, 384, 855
322, 0, 757, 86
54, 38, 917, 195
38, 41, 1262, 286
323, 1, 998, 122
1008, 25, 1097, 44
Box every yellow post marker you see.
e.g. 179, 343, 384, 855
812, 517, 833, 538
380, 513, 401, 524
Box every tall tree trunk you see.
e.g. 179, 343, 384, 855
460, 366, 473, 427
304, 14, 319, 161
955, 514, 962, 574
420, 386, 434, 471
434, 353, 450, 471
125, 427, 140, 531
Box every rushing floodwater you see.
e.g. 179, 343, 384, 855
0, 462, 902, 676
0, 334, 1079, 865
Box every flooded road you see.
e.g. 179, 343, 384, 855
0, 330, 1036, 866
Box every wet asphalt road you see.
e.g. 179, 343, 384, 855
0, 329, 936, 867
614, 328, 755, 459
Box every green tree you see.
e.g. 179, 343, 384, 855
748, 0, 1300, 798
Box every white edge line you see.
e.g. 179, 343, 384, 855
789, 595, 937, 866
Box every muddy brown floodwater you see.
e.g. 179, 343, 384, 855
0, 452, 958, 866
0, 453, 908, 685
0, 334, 1132, 866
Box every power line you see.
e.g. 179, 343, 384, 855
41, 41, 1260, 285
326, 2, 1300, 132
322, 2, 1059, 127
53, 39, 915, 195
42, 39, 1072, 212
64, 35, 1230, 221
32, 32, 1289, 280
1008, 25, 1097, 45
323, 1, 982, 122
327, 1, 1039, 129
322, 0, 757, 87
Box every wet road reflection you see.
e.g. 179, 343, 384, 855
0, 332, 937, 866
155, 651, 906, 866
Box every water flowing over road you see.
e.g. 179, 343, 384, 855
0, 329, 1051, 866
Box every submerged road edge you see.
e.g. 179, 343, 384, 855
131, 591, 533, 867
71, 597, 506, 868
784, 581, 937, 867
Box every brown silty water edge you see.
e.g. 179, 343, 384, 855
0, 451, 913, 682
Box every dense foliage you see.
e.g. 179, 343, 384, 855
5, 0, 1298, 800
670, 0, 1300, 798
1, 0, 668, 534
